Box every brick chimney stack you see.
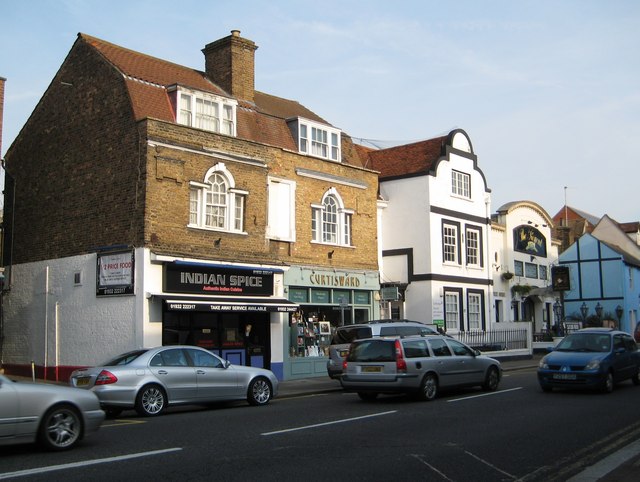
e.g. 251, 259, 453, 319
202, 30, 258, 103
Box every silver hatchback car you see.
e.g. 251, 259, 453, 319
341, 335, 501, 401
70, 346, 278, 417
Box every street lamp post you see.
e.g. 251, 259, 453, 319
595, 302, 603, 325
615, 305, 623, 329
580, 302, 589, 325
553, 298, 563, 336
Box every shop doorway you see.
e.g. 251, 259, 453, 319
162, 311, 271, 369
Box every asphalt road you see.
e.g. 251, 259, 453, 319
2, 367, 640, 481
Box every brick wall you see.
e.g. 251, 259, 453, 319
3, 41, 145, 264
144, 119, 379, 271
0, 76, 5, 156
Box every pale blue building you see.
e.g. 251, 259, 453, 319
558, 229, 640, 334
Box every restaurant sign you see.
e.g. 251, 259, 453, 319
96, 250, 135, 296
164, 262, 274, 296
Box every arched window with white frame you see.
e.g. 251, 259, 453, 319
189, 163, 246, 233
311, 188, 353, 246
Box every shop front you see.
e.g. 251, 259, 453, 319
158, 261, 297, 378
283, 266, 380, 379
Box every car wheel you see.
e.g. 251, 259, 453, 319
540, 384, 553, 393
104, 407, 123, 418
247, 377, 272, 406
38, 404, 83, 451
135, 384, 166, 416
632, 367, 640, 386
482, 366, 500, 391
602, 372, 614, 393
357, 392, 378, 401
419, 373, 438, 401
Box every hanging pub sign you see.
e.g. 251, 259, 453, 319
96, 250, 135, 296
551, 265, 571, 291
513, 225, 547, 257
163, 262, 274, 296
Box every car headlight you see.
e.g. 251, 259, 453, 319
539, 357, 549, 370
585, 359, 602, 371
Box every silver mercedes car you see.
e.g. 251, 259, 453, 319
69, 345, 279, 417
0, 373, 104, 450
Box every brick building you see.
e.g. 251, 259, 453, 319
1, 31, 380, 380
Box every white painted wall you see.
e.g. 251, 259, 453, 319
3, 251, 140, 367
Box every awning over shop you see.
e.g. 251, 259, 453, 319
162, 297, 299, 313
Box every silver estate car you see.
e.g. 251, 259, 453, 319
341, 335, 502, 401
69, 345, 279, 417
0, 373, 104, 450
327, 320, 439, 379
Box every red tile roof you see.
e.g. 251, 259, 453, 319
362, 136, 448, 179
79, 33, 350, 159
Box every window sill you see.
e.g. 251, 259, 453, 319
187, 224, 247, 236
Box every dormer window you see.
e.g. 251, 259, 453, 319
289, 118, 341, 162
176, 88, 237, 136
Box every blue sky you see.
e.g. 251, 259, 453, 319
1, 0, 638, 222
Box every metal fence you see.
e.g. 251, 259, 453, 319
452, 329, 529, 351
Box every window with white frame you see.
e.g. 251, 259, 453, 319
451, 170, 471, 198
443, 222, 459, 264
466, 227, 481, 267
468, 292, 482, 330
189, 163, 246, 233
311, 189, 352, 246
267, 178, 296, 241
445, 292, 460, 330
293, 118, 341, 162
177, 90, 237, 136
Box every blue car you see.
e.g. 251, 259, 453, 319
538, 328, 640, 393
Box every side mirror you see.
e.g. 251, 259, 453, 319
473, 349, 481, 357
224, 360, 231, 369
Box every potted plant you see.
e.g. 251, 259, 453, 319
501, 271, 514, 281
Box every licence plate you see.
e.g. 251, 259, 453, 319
76, 377, 90, 386
362, 366, 382, 373
553, 373, 576, 380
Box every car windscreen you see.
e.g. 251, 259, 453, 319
347, 340, 396, 362
332, 327, 372, 344
102, 349, 149, 366
555, 334, 611, 352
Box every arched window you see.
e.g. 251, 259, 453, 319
189, 163, 246, 233
311, 189, 353, 246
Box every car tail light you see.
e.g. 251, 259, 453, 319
95, 370, 118, 385
395, 340, 407, 373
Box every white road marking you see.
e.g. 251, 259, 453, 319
465, 449, 517, 479
410, 454, 455, 481
0, 448, 182, 480
261, 410, 397, 436
447, 387, 523, 402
